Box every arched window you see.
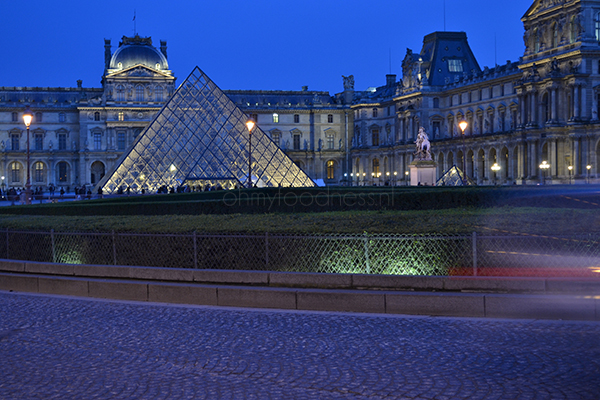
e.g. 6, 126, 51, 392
57, 162, 69, 183
272, 113, 279, 123
90, 161, 105, 184
326, 160, 335, 180
116, 85, 125, 102
10, 162, 21, 183
34, 162, 45, 183
136, 85, 144, 102
372, 158, 380, 177
94, 112, 100, 121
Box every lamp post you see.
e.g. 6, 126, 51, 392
246, 120, 255, 188
405, 170, 409, 186
393, 171, 397, 186
459, 120, 468, 185
586, 164, 592, 184
568, 165, 573, 185
491, 162, 501, 185
22, 107, 33, 205
539, 161, 550, 185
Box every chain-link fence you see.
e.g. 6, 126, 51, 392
1, 229, 599, 277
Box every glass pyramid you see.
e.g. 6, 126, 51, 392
436, 165, 477, 186
98, 67, 315, 194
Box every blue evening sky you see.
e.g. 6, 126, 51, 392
1, 0, 533, 94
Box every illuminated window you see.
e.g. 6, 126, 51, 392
57, 162, 68, 182
11, 134, 19, 151
136, 85, 144, 102
58, 133, 67, 150
34, 162, 45, 183
372, 158, 380, 177
327, 134, 335, 150
448, 59, 463, 72
94, 132, 102, 150
328, 114, 333, 123
294, 114, 300, 123
272, 113, 279, 123
118, 112, 124, 121
327, 160, 335, 180
10, 162, 21, 183
59, 112, 66, 122
35, 134, 43, 150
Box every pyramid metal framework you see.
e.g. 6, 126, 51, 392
436, 165, 477, 186
98, 67, 315, 194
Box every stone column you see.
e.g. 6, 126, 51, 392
551, 88, 558, 122
581, 86, 587, 120
574, 85, 580, 119
573, 137, 580, 175
483, 148, 491, 182
531, 91, 538, 125
520, 94, 526, 126
550, 139, 557, 176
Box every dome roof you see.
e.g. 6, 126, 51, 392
109, 35, 168, 71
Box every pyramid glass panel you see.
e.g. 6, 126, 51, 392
97, 67, 314, 194
436, 165, 477, 186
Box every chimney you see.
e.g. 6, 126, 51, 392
386, 74, 396, 86
104, 39, 111, 71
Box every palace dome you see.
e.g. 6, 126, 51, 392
109, 35, 168, 71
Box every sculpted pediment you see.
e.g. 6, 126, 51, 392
106, 65, 171, 79
523, 0, 574, 19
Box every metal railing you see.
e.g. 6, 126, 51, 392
2, 229, 600, 278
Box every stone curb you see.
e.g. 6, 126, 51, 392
0, 272, 598, 321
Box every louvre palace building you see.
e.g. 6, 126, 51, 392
1, 0, 599, 193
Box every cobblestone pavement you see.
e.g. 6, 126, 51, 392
0, 291, 599, 400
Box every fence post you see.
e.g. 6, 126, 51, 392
51, 229, 56, 263
265, 232, 269, 269
472, 232, 477, 276
112, 230, 117, 265
193, 231, 197, 269
363, 232, 370, 274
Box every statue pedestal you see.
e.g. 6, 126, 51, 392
409, 160, 437, 186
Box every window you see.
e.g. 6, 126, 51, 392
10, 162, 21, 183
327, 114, 333, 123
553, 23, 559, 48
57, 162, 68, 183
94, 112, 100, 121
327, 134, 335, 150
326, 160, 335, 180
293, 134, 300, 150
94, 132, 102, 150
271, 131, 280, 147
448, 59, 463, 72
11, 134, 19, 151
117, 131, 126, 150
372, 129, 379, 146
35, 134, 43, 151
35, 112, 42, 123
136, 85, 144, 102
433, 98, 440, 108
570, 16, 577, 43
58, 133, 67, 150
11, 112, 18, 122
372, 108, 378, 118
372, 159, 380, 177
294, 114, 300, 123
155, 86, 163, 102
534, 28, 540, 53
118, 112, 124, 121
34, 162, 45, 183
116, 85, 125, 102
59, 113, 66, 122
272, 113, 279, 123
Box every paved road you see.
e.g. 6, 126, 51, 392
0, 291, 599, 400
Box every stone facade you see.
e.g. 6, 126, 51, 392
1, 0, 599, 192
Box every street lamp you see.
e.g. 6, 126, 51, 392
568, 165, 573, 185
22, 106, 33, 205
586, 164, 592, 184
491, 162, 501, 185
246, 120, 255, 188
393, 171, 397, 186
405, 170, 409, 186
539, 161, 550, 185
459, 120, 468, 185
